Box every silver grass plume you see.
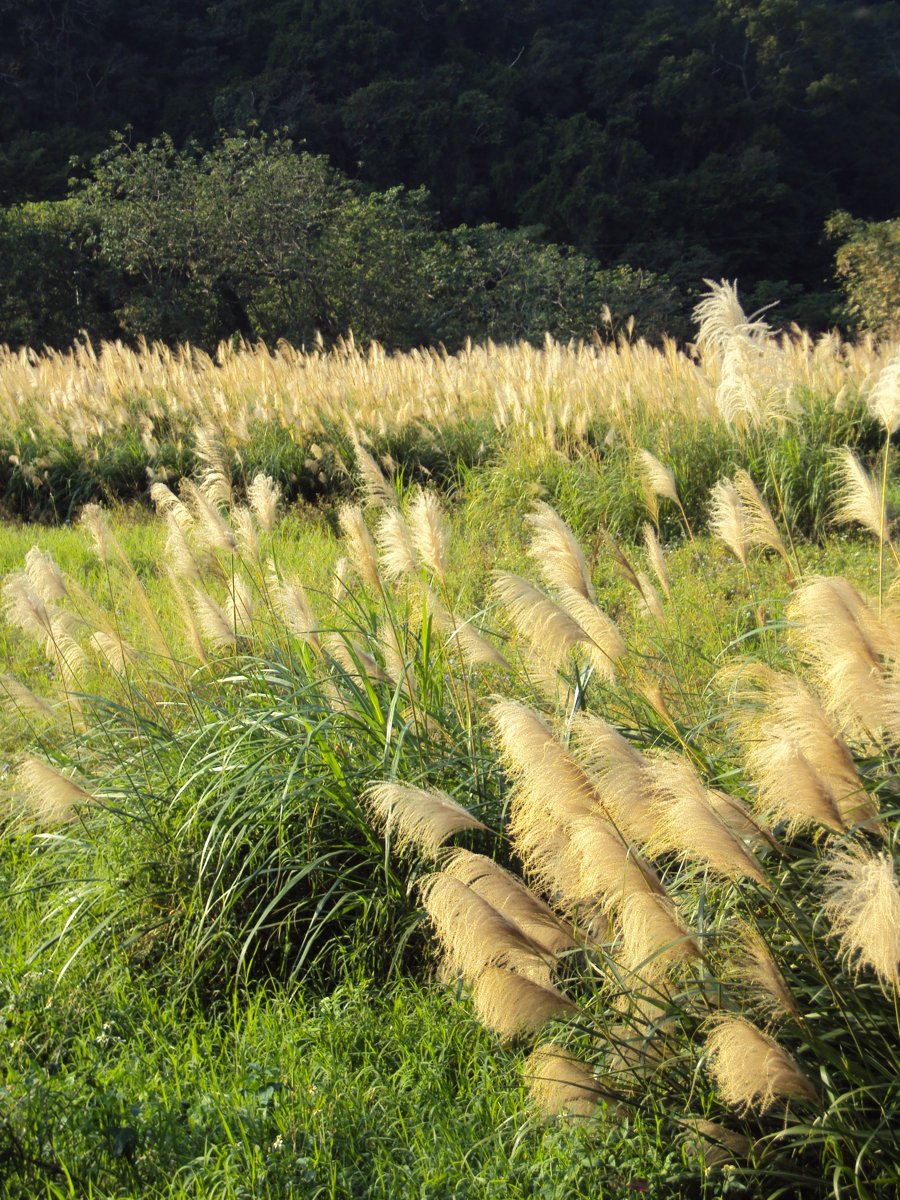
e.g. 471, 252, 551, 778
231, 507, 260, 564
353, 441, 398, 509
269, 573, 320, 650
727, 663, 874, 829
832, 448, 889, 541
24, 547, 68, 603
164, 513, 203, 582
189, 588, 237, 649
79, 502, 111, 563
332, 556, 353, 603
419, 873, 555, 983
16, 757, 95, 824
730, 928, 799, 1019
638, 450, 680, 525
0, 674, 56, 722
635, 571, 666, 624
323, 632, 392, 685
181, 480, 237, 555
337, 503, 383, 594
376, 508, 418, 580
2, 572, 55, 642
618, 890, 699, 978
489, 700, 597, 822
492, 572, 590, 669
868, 350, 900, 434
409, 490, 450, 583
365, 783, 487, 859
247, 473, 281, 532
705, 1016, 818, 1113
555, 587, 626, 682
693, 280, 769, 364
422, 584, 509, 669
470, 967, 577, 1040
572, 714, 655, 844
683, 1121, 752, 1167
525, 1044, 608, 1117
441, 850, 576, 957
150, 482, 194, 534
91, 630, 138, 673
709, 480, 749, 566
642, 524, 671, 599
731, 470, 792, 569
787, 576, 900, 744
164, 568, 208, 666
525, 501, 595, 601
644, 753, 767, 883
194, 425, 233, 507
822, 846, 900, 988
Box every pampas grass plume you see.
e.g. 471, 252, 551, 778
525, 1044, 606, 1116
526, 501, 595, 601
705, 1016, 817, 1113
709, 480, 749, 566
337, 503, 383, 593
470, 967, 577, 1040
642, 524, 671, 599
442, 849, 576, 956
365, 783, 487, 858
638, 450, 680, 524
376, 508, 418, 580
409, 490, 449, 582
247, 473, 281, 532
16, 757, 95, 824
832, 448, 888, 541
419, 873, 554, 983
823, 846, 900, 988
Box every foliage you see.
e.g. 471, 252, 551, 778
3, 1, 899, 323
828, 212, 900, 340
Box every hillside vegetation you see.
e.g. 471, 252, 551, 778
1, 284, 899, 1196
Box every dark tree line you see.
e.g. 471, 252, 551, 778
1, 1, 898, 345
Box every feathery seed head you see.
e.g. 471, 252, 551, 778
832, 448, 889, 541
247, 473, 281, 532
376, 508, 418, 580
470, 967, 577, 1040
409, 490, 450, 582
337, 503, 383, 593
709, 480, 749, 566
16, 756, 95, 824
705, 1016, 817, 1113
525, 501, 595, 601
365, 783, 488, 859
525, 1044, 607, 1117
823, 846, 900, 988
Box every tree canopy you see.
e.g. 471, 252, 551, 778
2, 0, 898, 323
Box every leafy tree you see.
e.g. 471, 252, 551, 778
827, 212, 900, 340
0, 200, 114, 348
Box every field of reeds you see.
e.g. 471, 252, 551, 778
1, 284, 899, 1199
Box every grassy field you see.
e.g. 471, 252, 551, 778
2, 286, 899, 1198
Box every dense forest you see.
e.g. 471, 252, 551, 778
1, 0, 899, 347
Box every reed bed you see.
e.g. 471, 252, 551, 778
1, 282, 896, 526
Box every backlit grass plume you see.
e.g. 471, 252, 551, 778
638, 449, 680, 527
705, 1016, 818, 1114
832, 448, 889, 542
365, 784, 488, 859
418, 873, 555, 984
525, 1044, 607, 1117
470, 967, 577, 1040
15, 757, 95, 824
822, 846, 900, 989
526, 501, 595, 601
